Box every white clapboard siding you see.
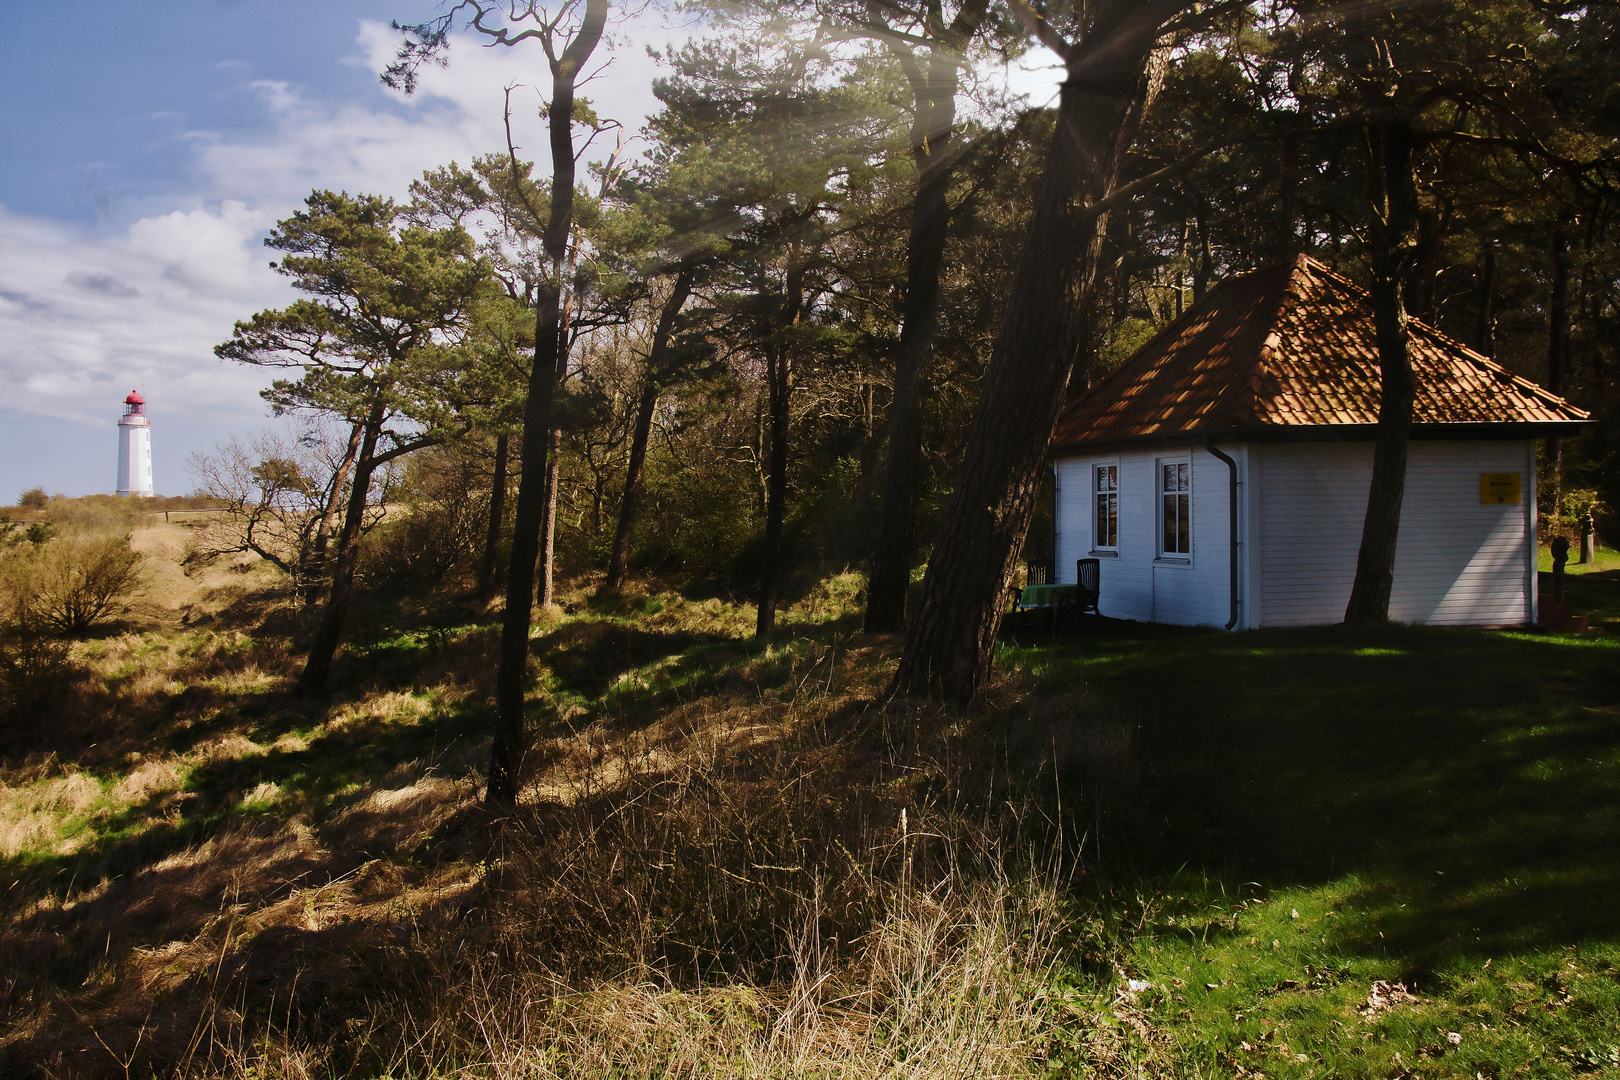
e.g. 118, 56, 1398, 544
1055, 443, 1245, 627
1256, 440, 1534, 626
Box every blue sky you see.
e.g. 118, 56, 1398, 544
0, 2, 1057, 499
0, 1, 673, 498
2, 3, 427, 225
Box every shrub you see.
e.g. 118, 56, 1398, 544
4, 532, 144, 635
17, 487, 47, 510
1562, 487, 1605, 524
0, 559, 75, 722
0, 612, 73, 720
187, 430, 340, 599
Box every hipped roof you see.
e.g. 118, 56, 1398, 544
1052, 254, 1589, 450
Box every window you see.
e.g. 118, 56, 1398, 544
1094, 464, 1118, 549
1160, 460, 1190, 556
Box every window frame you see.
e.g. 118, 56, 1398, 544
1157, 456, 1192, 561
1091, 460, 1120, 554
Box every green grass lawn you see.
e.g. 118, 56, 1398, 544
1005, 622, 1620, 1079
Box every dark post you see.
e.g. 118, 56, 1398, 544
1551, 534, 1570, 606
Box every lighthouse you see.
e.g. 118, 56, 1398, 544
116, 389, 154, 497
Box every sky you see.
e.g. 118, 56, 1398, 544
0, 1, 1060, 499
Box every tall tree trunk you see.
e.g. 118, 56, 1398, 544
536, 295, 574, 608
865, 47, 966, 634
607, 267, 694, 590
476, 432, 509, 603
1110, 215, 1133, 323
1476, 243, 1496, 356
296, 403, 383, 695
306, 422, 363, 606
756, 254, 804, 638
537, 425, 562, 607
492, 296, 563, 804
489, 0, 606, 807
1277, 134, 1298, 257
1193, 195, 1212, 301
756, 350, 791, 636
1547, 226, 1570, 519
892, 3, 1181, 701
608, 382, 662, 591
1344, 119, 1424, 625
1408, 201, 1445, 322
861, 3, 987, 635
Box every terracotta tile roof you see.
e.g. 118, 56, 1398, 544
1052, 254, 1589, 448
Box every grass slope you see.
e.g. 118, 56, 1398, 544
3, 519, 1617, 1079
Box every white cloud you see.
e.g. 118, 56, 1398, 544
0, 16, 688, 418
0, 202, 285, 429
127, 200, 277, 296
194, 20, 679, 212
0, 16, 690, 494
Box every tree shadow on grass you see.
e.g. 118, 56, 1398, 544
0, 691, 491, 946
0, 692, 495, 1076
534, 620, 733, 699
533, 621, 865, 731
1019, 623, 1620, 966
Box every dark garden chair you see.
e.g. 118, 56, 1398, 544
1053, 558, 1100, 632
1073, 558, 1100, 615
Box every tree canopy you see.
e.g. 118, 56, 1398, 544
205, 0, 1620, 718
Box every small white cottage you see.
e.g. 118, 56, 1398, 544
1049, 254, 1588, 629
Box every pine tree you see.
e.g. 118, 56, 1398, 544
216, 190, 493, 694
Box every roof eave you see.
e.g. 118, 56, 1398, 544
1050, 419, 1591, 456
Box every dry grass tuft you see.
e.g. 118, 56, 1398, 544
0, 771, 104, 858
396, 873, 1062, 1080
110, 757, 184, 804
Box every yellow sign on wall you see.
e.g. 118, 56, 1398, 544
1480, 473, 1521, 504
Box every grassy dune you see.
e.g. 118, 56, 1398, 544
1, 523, 1616, 1078
0, 532, 1075, 1078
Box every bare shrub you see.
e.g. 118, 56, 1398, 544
187, 421, 372, 601
0, 532, 142, 638
0, 617, 73, 722
0, 544, 94, 739
0, 553, 72, 724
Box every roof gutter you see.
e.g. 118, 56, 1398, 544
1052, 419, 1591, 456
1204, 433, 1240, 631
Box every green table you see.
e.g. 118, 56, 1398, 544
1018, 583, 1076, 608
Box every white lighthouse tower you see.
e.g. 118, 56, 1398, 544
116, 389, 154, 497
